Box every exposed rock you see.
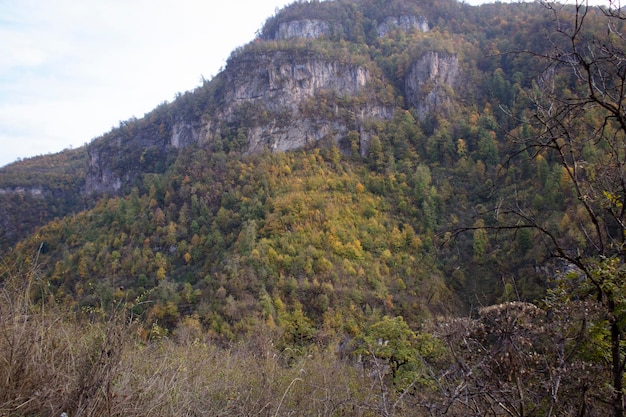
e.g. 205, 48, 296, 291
0, 187, 45, 197
171, 121, 203, 149
84, 119, 173, 195
85, 147, 123, 194
224, 51, 369, 107
377, 15, 429, 38
404, 51, 459, 119
273, 19, 332, 40
204, 50, 393, 154
83, 47, 395, 194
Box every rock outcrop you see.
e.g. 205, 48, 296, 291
226, 51, 369, 105
405, 51, 459, 120
377, 15, 429, 37
273, 19, 332, 40
85, 146, 123, 194
82, 11, 451, 195
84, 47, 461, 194
171, 121, 203, 149
204, 50, 392, 154
85, 120, 170, 194
84, 47, 395, 194
0, 187, 45, 197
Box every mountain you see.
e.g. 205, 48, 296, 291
0, 0, 558, 324
0, 148, 88, 252
0, 0, 607, 334
4, 0, 626, 415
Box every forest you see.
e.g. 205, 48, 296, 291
1, 0, 626, 415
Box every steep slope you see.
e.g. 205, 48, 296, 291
4, 2, 625, 415
83, 0, 464, 195
2, 0, 573, 335
0, 148, 88, 253
14, 147, 458, 334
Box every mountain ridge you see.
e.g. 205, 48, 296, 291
0, 0, 584, 323
4, 1, 626, 415
81, 4, 451, 196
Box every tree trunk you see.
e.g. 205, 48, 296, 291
611, 310, 624, 417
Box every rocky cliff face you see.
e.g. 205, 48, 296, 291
202, 50, 392, 154
0, 187, 45, 197
377, 15, 429, 37
84, 46, 395, 194
85, 145, 123, 194
269, 14, 429, 41
84, 47, 461, 194
273, 19, 332, 40
85, 120, 170, 194
84, 9, 458, 195
171, 121, 204, 149
405, 51, 459, 120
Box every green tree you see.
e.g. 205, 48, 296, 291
368, 135, 385, 173
277, 302, 316, 352
356, 316, 442, 391
472, 219, 488, 261
476, 129, 499, 167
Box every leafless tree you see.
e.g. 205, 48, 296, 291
500, 1, 626, 415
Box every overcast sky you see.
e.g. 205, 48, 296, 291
0, 0, 613, 167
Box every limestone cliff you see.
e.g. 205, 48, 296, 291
272, 19, 332, 40
84, 45, 396, 194
377, 15, 429, 37
204, 50, 393, 154
404, 51, 459, 120
85, 117, 171, 194
83, 11, 458, 195
0, 187, 45, 197
84, 44, 460, 194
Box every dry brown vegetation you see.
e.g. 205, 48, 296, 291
1, 259, 617, 417
0, 260, 418, 417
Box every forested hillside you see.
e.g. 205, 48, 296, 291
2, 0, 626, 415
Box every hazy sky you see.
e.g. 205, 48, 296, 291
0, 0, 614, 167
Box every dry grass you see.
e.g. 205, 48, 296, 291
0, 258, 127, 417
0, 260, 410, 417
